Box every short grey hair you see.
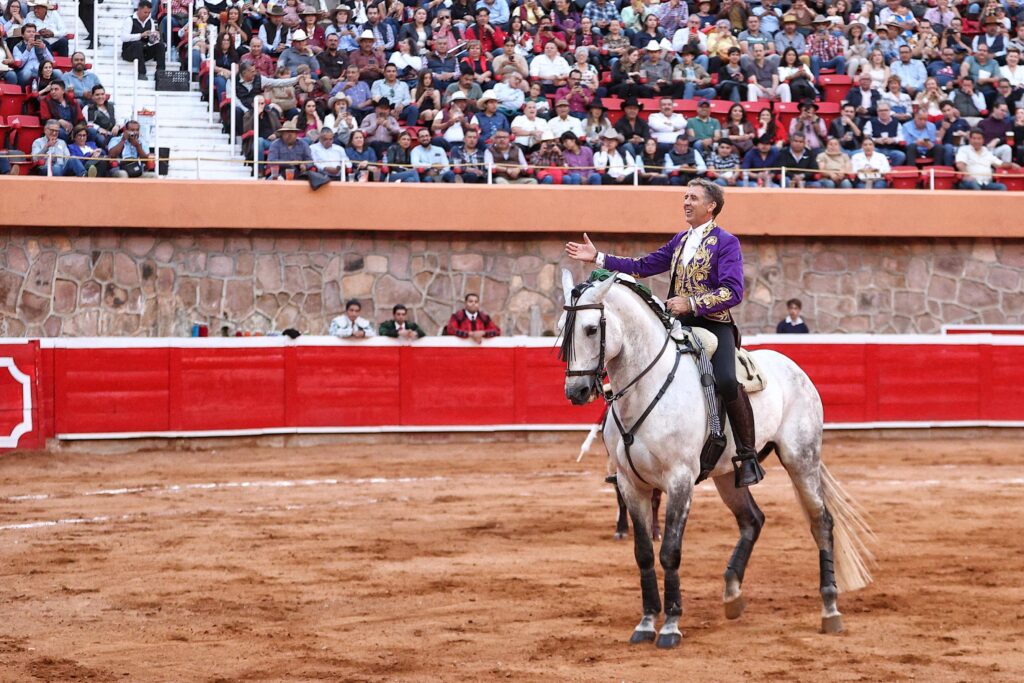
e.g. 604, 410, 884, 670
687, 178, 725, 217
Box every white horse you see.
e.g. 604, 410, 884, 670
560, 270, 873, 648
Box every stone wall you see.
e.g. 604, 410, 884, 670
0, 228, 1021, 337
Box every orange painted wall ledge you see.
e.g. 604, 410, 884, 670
2, 176, 1021, 238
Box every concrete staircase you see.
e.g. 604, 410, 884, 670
60, 0, 253, 179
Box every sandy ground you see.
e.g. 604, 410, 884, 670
0, 433, 1022, 682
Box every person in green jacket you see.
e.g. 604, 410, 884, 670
379, 304, 427, 339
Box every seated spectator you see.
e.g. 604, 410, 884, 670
279, 29, 320, 77
511, 101, 550, 151
31, 119, 86, 176
241, 38, 277, 77
121, 1, 165, 81
63, 52, 101, 103
844, 22, 872, 79
266, 121, 313, 180
68, 125, 112, 178
648, 97, 687, 149
309, 127, 350, 180
570, 47, 600, 93
383, 130, 419, 182
746, 43, 781, 102
398, 7, 433, 56
412, 71, 443, 126
10, 24, 54, 87
789, 100, 827, 155
952, 77, 988, 125
614, 97, 650, 156
610, 47, 653, 99
372, 63, 419, 126
242, 97, 281, 166
493, 37, 529, 78
350, 30, 387, 82
961, 43, 1000, 106
593, 128, 636, 184
851, 138, 891, 189
716, 47, 751, 103
777, 298, 810, 333
486, 129, 537, 184
816, 136, 854, 188
778, 132, 821, 187
346, 129, 380, 182
460, 40, 494, 90
774, 13, 806, 58
263, 64, 301, 120
738, 14, 776, 68
529, 40, 571, 92
445, 128, 488, 183
554, 69, 594, 117
1002, 49, 1024, 90
380, 304, 426, 339
324, 94, 357, 146
915, 77, 947, 120
493, 70, 529, 116
994, 78, 1023, 116
445, 293, 501, 342
637, 138, 671, 185
472, 91, 511, 144
724, 103, 755, 154
844, 73, 882, 122
674, 46, 716, 101
292, 99, 325, 143
881, 77, 914, 123
425, 37, 461, 92
956, 128, 1015, 191
531, 131, 567, 184
977, 103, 1015, 163
927, 48, 961, 91
776, 46, 816, 103
891, 45, 927, 98
741, 135, 781, 187
362, 6, 397, 52
28, 0, 67, 57
807, 14, 846, 79
39, 80, 85, 143
547, 99, 585, 138
665, 134, 708, 185
318, 33, 348, 87
30, 59, 60, 96
330, 299, 377, 338
434, 90, 474, 147
863, 102, 907, 166
937, 99, 972, 162
443, 66, 483, 108
359, 97, 401, 157
411, 127, 449, 181
902, 108, 950, 165
332, 65, 374, 119
560, 131, 602, 185
754, 107, 781, 147
640, 41, 675, 98
686, 99, 721, 154
107, 119, 153, 178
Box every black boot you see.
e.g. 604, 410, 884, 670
725, 386, 764, 488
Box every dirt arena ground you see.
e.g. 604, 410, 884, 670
0, 433, 1022, 682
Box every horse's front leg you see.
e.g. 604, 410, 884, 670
656, 480, 693, 649
620, 477, 660, 644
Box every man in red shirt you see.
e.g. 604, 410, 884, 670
464, 8, 508, 55
445, 293, 501, 342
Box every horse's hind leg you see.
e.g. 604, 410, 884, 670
713, 474, 765, 620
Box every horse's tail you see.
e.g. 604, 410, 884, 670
820, 462, 876, 593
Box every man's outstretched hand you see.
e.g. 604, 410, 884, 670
565, 233, 598, 263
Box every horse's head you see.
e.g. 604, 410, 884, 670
559, 269, 622, 405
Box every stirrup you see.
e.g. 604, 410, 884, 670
695, 433, 727, 485
731, 453, 765, 488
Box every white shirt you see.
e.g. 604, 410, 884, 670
671, 28, 707, 53
493, 82, 525, 110
956, 144, 1000, 184
410, 144, 450, 172
510, 115, 549, 147
1000, 63, 1024, 89
310, 142, 349, 171
680, 219, 713, 267
648, 112, 688, 145
329, 315, 377, 337
593, 149, 635, 179
529, 54, 571, 81
546, 115, 584, 138
851, 150, 891, 178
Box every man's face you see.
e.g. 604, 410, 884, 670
556, 103, 570, 117
545, 43, 558, 58
877, 105, 892, 121
376, 104, 390, 117
492, 131, 510, 150
346, 66, 359, 81
728, 51, 740, 63
753, 44, 765, 61
385, 65, 397, 81
567, 72, 579, 86
139, 5, 151, 20
969, 132, 984, 149
251, 39, 263, 53
394, 308, 408, 323
942, 50, 954, 64
859, 75, 872, 89
993, 104, 1008, 120
717, 142, 732, 156
962, 79, 974, 92
899, 47, 911, 63
23, 26, 36, 43
476, 10, 488, 26
346, 304, 362, 321
417, 130, 431, 147
460, 73, 473, 86
787, 303, 801, 318
697, 104, 710, 117
464, 131, 479, 148
791, 136, 805, 154
33, 3, 46, 16
673, 138, 689, 153
942, 104, 958, 120
914, 110, 928, 126
50, 85, 64, 99
465, 296, 480, 314
976, 46, 989, 62
45, 123, 59, 139
748, 16, 760, 32
682, 185, 715, 225
321, 131, 334, 146
281, 130, 298, 144
326, 35, 339, 51
660, 99, 673, 115
624, 104, 639, 119
862, 139, 875, 153
986, 22, 999, 36
72, 53, 86, 72
367, 7, 378, 23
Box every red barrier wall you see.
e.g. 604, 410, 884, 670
1, 335, 1022, 450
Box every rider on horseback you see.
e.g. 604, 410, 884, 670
566, 179, 764, 488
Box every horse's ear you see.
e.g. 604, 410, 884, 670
560, 268, 575, 305
590, 273, 618, 304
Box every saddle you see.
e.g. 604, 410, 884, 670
671, 325, 767, 394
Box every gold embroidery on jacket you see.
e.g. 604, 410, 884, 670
672, 223, 734, 323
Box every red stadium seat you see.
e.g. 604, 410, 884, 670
817, 101, 840, 128
673, 99, 697, 116
708, 99, 733, 125
887, 166, 920, 189
7, 114, 42, 172
52, 56, 73, 71
818, 75, 851, 105
604, 97, 624, 125
775, 102, 801, 134
996, 167, 1024, 191
0, 83, 27, 119
928, 166, 958, 190
740, 100, 770, 128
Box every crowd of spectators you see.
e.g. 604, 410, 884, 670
328, 294, 502, 341
2, 0, 1024, 189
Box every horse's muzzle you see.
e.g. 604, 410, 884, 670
565, 377, 598, 405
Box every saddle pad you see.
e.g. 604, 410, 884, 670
673, 326, 767, 394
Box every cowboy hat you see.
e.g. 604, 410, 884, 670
781, 13, 797, 23
622, 97, 643, 110
555, 98, 570, 107
477, 90, 497, 104
983, 15, 1001, 25
449, 91, 468, 102
277, 121, 301, 132
601, 128, 623, 141
541, 130, 558, 142
291, 29, 308, 41
299, 6, 320, 15
644, 39, 662, 52
811, 14, 830, 24
29, 0, 50, 7
588, 98, 607, 111
798, 98, 819, 111
327, 93, 351, 108
357, 29, 375, 41
266, 4, 286, 17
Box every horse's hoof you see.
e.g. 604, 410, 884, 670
613, 531, 628, 540
629, 629, 656, 644
820, 614, 844, 634
724, 595, 747, 620
652, 530, 662, 542
655, 632, 681, 649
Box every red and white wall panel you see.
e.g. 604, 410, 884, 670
0, 334, 1022, 451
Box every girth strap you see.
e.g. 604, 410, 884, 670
610, 347, 684, 487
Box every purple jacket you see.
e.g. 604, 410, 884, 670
603, 223, 745, 324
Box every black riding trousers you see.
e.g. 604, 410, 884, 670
677, 315, 739, 402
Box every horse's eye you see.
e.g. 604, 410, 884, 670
585, 325, 598, 337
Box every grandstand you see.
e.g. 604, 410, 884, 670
1, 0, 1022, 187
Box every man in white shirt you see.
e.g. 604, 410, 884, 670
850, 138, 891, 188
1000, 47, 1024, 89
493, 70, 527, 115
546, 99, 585, 138
309, 128, 350, 179
648, 96, 688, 149
371, 63, 419, 125
329, 299, 377, 338
410, 127, 450, 181
529, 41, 571, 89
28, 0, 68, 56
121, 0, 165, 80
955, 129, 1012, 190
593, 128, 636, 184
510, 101, 549, 149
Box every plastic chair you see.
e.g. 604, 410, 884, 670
817, 101, 840, 129
887, 166, 920, 189
929, 166, 958, 190
774, 102, 801, 134
708, 99, 733, 125
0, 83, 27, 119
995, 167, 1024, 191
740, 100, 770, 128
